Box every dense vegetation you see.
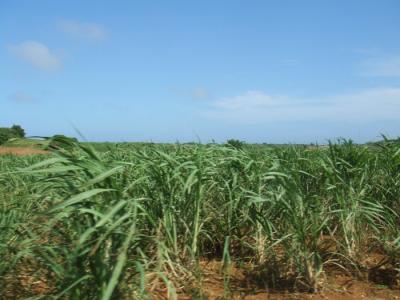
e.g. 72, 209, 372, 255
1, 137, 399, 299
0, 125, 25, 144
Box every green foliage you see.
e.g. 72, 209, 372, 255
226, 139, 246, 149
2, 138, 45, 148
0, 124, 25, 144
45, 134, 79, 150
0, 128, 13, 144
0, 140, 399, 298
11, 124, 25, 138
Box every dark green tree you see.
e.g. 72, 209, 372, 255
0, 128, 15, 144
11, 124, 25, 138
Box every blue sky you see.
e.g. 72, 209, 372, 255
1, 1, 400, 143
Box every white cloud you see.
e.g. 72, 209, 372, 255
205, 88, 400, 123
8, 41, 61, 71
215, 91, 289, 110
359, 55, 400, 77
8, 91, 34, 102
58, 20, 108, 40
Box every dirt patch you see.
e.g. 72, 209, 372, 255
176, 260, 400, 300
0, 147, 48, 156
3, 259, 399, 299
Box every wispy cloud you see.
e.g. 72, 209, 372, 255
359, 54, 400, 77
204, 88, 400, 123
58, 20, 108, 40
8, 91, 35, 102
8, 41, 61, 71
191, 88, 209, 100
170, 87, 211, 100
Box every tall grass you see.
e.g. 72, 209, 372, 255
1, 137, 399, 298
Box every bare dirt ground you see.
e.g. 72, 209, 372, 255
4, 271, 399, 300
0, 146, 48, 156
3, 245, 399, 299
195, 273, 400, 299
189, 260, 400, 300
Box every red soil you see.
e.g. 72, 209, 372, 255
0, 147, 48, 156
3, 256, 399, 299
188, 260, 400, 300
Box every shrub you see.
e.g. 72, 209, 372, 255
0, 128, 15, 145
0, 125, 26, 144
226, 139, 246, 149
11, 125, 25, 138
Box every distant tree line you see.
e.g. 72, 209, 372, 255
0, 125, 25, 144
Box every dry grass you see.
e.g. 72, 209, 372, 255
0, 147, 48, 156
